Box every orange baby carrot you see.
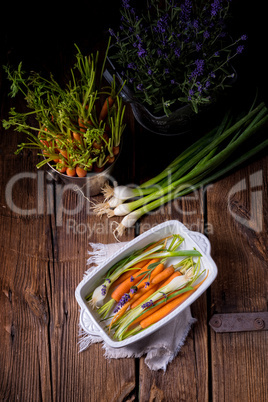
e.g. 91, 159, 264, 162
76, 166, 87, 177
99, 96, 114, 122
140, 271, 209, 329
66, 167, 76, 177
133, 262, 165, 291
111, 258, 152, 289
150, 265, 175, 285
109, 302, 131, 332
111, 269, 140, 289
130, 284, 159, 309
127, 302, 164, 329
160, 271, 182, 287
111, 258, 159, 302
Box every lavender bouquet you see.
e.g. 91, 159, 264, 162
109, 0, 247, 116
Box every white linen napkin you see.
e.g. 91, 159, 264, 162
78, 242, 197, 371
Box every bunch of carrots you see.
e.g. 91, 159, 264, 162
87, 234, 208, 341
3, 40, 126, 177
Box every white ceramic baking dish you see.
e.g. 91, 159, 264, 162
75, 220, 218, 348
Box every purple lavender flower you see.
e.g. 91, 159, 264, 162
205, 79, 211, 88
196, 42, 202, 52
114, 292, 131, 313
236, 45, 244, 54
241, 34, 247, 41
137, 83, 144, 90
130, 275, 134, 282
128, 62, 137, 70
137, 43, 147, 57
193, 19, 199, 29
180, 0, 192, 22
189, 59, 205, 81
196, 59, 205, 74
101, 284, 107, 296
203, 30, 210, 39
141, 300, 154, 309
197, 82, 203, 93
164, 68, 170, 74
147, 68, 153, 75
144, 281, 150, 289
174, 48, 180, 58
154, 13, 169, 34
211, 0, 222, 17
122, 0, 130, 9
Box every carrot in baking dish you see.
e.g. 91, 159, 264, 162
150, 265, 175, 285
139, 271, 209, 329
111, 258, 160, 303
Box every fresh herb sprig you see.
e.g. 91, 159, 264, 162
3, 41, 126, 177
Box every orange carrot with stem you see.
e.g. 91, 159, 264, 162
76, 166, 87, 177
132, 262, 165, 291
160, 271, 182, 287
107, 261, 164, 329
150, 265, 175, 285
126, 271, 208, 331
66, 167, 76, 177
130, 284, 159, 309
99, 96, 114, 122
139, 271, 209, 330
111, 259, 152, 289
110, 258, 160, 303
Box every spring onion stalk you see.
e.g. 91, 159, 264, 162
93, 126, 221, 212
113, 133, 267, 237
107, 104, 268, 237
93, 108, 240, 215
96, 103, 263, 211
112, 104, 267, 217
113, 266, 198, 340
89, 239, 171, 308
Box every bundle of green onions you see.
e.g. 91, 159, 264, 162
93, 101, 268, 237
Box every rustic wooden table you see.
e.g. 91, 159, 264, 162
0, 3, 267, 400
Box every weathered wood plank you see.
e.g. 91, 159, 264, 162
137, 188, 209, 401
0, 104, 137, 402
47, 193, 137, 402
207, 156, 268, 402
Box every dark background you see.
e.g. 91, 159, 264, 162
0, 1, 267, 115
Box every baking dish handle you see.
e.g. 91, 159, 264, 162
80, 308, 103, 337
187, 231, 211, 256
